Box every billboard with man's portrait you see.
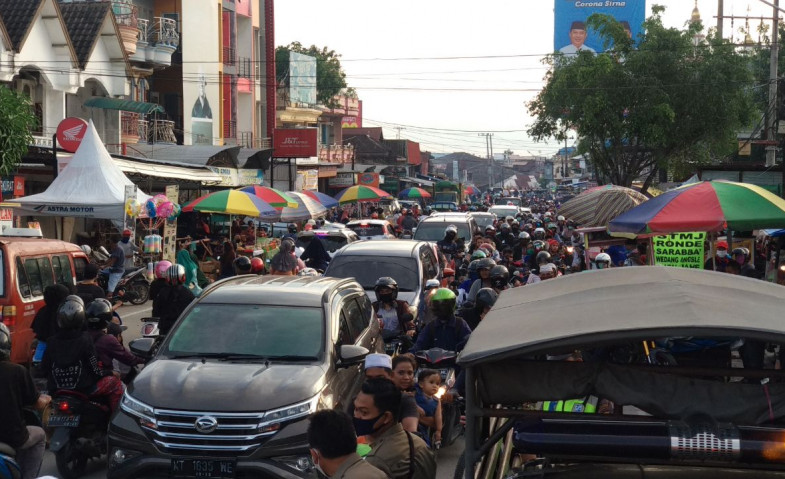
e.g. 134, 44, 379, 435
554, 0, 646, 54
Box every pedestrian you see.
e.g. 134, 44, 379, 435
364, 353, 419, 432
353, 378, 437, 479
270, 238, 299, 275
219, 240, 236, 279
307, 409, 387, 479
704, 241, 731, 272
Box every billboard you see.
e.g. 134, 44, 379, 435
554, 0, 646, 54
289, 52, 317, 106
182, 4, 220, 145
273, 128, 318, 158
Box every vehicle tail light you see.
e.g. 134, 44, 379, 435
57, 401, 71, 413
2, 306, 16, 327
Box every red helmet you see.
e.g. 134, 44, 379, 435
250, 257, 264, 274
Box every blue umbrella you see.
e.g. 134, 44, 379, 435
302, 190, 339, 209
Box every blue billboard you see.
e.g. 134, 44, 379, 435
554, 0, 646, 54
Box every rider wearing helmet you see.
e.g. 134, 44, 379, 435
496, 223, 516, 249
411, 288, 472, 353
0, 322, 51, 479
459, 288, 498, 331
149, 260, 172, 303
594, 252, 612, 270
154, 265, 196, 335
533, 227, 546, 241
233, 256, 252, 275
372, 277, 415, 344
467, 257, 496, 304
87, 299, 144, 377
41, 297, 123, 411
732, 247, 757, 278
250, 257, 265, 275
514, 231, 531, 262
437, 225, 460, 259
284, 223, 298, 240
489, 265, 510, 292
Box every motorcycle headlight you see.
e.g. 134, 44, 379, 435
257, 394, 320, 433
121, 392, 157, 428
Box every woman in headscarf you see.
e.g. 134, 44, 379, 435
176, 240, 201, 295
270, 237, 299, 275
299, 233, 331, 272
219, 240, 236, 279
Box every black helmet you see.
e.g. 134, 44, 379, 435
468, 259, 481, 276
430, 288, 457, 318
731, 247, 748, 258
489, 265, 510, 290
499, 222, 510, 232
374, 277, 398, 302
57, 296, 87, 331
86, 298, 113, 330
536, 251, 551, 266
0, 322, 10, 360
477, 258, 496, 271
287, 223, 298, 233
475, 288, 498, 312
234, 255, 252, 273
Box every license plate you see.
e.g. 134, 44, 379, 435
170, 459, 236, 478
48, 414, 80, 427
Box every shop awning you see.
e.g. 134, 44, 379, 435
113, 157, 222, 184
400, 176, 434, 187
84, 97, 165, 115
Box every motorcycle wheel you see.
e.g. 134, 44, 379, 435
129, 279, 149, 305
55, 441, 88, 479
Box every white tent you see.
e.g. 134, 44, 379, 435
9, 120, 150, 219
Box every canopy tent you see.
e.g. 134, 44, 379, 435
6, 120, 150, 219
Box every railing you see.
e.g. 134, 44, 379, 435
222, 46, 236, 66
121, 111, 140, 137
136, 18, 149, 43
150, 17, 179, 47
318, 144, 355, 164
137, 119, 149, 142
223, 120, 237, 139
136, 119, 176, 144
238, 57, 252, 78
239, 131, 253, 148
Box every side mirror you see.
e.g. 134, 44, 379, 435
130, 337, 156, 360
337, 344, 369, 368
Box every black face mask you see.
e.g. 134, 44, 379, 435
353, 413, 385, 436
378, 293, 394, 304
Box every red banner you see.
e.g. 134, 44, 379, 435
273, 128, 318, 158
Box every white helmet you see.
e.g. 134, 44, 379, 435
518, 231, 530, 240
557, 215, 565, 222
80, 244, 92, 256
298, 267, 319, 277
595, 253, 611, 269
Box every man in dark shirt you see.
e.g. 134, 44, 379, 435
75, 263, 107, 303
0, 323, 50, 479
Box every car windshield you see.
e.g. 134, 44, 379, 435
326, 256, 418, 291
163, 304, 323, 359
414, 221, 471, 242
495, 197, 521, 206
490, 207, 518, 218
348, 224, 385, 237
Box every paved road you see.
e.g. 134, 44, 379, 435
37, 300, 464, 478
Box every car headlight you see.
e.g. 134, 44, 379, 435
121, 392, 157, 428
275, 454, 314, 473
257, 394, 320, 433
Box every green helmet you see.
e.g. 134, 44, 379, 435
471, 250, 487, 260
430, 288, 457, 318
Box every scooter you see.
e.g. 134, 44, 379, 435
414, 347, 464, 449
48, 391, 112, 479
97, 267, 149, 305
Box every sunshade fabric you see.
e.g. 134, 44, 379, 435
459, 266, 785, 367
609, 180, 785, 234
238, 185, 298, 209
182, 190, 278, 217
558, 185, 648, 227
302, 190, 339, 209
334, 185, 392, 204
398, 187, 432, 199
281, 191, 327, 221
84, 97, 165, 115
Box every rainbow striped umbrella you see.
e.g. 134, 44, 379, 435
302, 190, 339, 209
609, 180, 785, 234
399, 187, 432, 199
182, 190, 278, 217
334, 185, 392, 204
238, 185, 298, 209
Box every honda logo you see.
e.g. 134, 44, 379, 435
194, 416, 218, 434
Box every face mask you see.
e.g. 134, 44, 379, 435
378, 293, 394, 304
717, 250, 728, 259
597, 263, 607, 269
526, 248, 534, 255
353, 413, 384, 436
310, 450, 325, 477
121, 237, 130, 243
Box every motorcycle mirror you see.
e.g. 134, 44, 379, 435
337, 344, 369, 368
98, 246, 110, 256
129, 337, 156, 359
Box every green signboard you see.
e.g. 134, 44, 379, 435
653, 232, 706, 268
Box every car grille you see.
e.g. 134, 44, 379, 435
143, 408, 272, 455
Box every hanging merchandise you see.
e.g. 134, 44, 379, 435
125, 199, 139, 218
146, 199, 157, 218
157, 201, 174, 219
167, 203, 181, 223
153, 194, 168, 207
146, 261, 154, 282
144, 234, 162, 254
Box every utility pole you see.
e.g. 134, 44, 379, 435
394, 126, 404, 139
767, 0, 779, 167
479, 133, 494, 187
717, 0, 724, 38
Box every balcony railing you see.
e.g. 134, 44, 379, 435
121, 111, 140, 137
150, 17, 179, 47
223, 46, 236, 66
238, 57, 252, 78
238, 132, 271, 149
318, 144, 355, 164
136, 18, 149, 43
136, 119, 176, 144
137, 119, 148, 142
223, 120, 237, 139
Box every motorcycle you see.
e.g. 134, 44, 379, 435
414, 347, 464, 448
85, 245, 150, 305
48, 390, 112, 479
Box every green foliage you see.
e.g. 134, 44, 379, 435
0, 85, 37, 175
528, 8, 756, 187
276, 42, 348, 107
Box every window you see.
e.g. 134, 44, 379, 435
74, 257, 88, 282
352, 297, 372, 335
52, 255, 74, 286
421, 247, 438, 281
24, 258, 44, 296
37, 258, 54, 291
17, 257, 30, 298
338, 311, 353, 346
341, 298, 364, 344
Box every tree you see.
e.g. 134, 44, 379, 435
276, 42, 348, 107
527, 7, 756, 190
0, 85, 37, 175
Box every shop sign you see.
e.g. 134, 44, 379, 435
358, 172, 380, 188
653, 232, 706, 268
273, 128, 318, 158
341, 116, 358, 128
1, 176, 24, 197
297, 169, 319, 190
0, 208, 13, 232
56, 118, 88, 153
207, 167, 264, 186
329, 172, 354, 187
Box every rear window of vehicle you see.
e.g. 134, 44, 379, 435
489, 207, 518, 218
472, 215, 496, 230
327, 256, 419, 292
318, 235, 349, 252
348, 224, 385, 237
414, 221, 472, 242
165, 305, 323, 359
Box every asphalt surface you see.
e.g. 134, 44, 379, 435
36, 300, 464, 479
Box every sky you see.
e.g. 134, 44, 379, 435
276, 0, 775, 157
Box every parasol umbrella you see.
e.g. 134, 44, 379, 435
334, 185, 392, 204
182, 190, 279, 217
238, 185, 297, 209
558, 185, 648, 227
398, 187, 432, 200
464, 185, 480, 196
609, 180, 785, 234
281, 191, 327, 221
302, 190, 339, 209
